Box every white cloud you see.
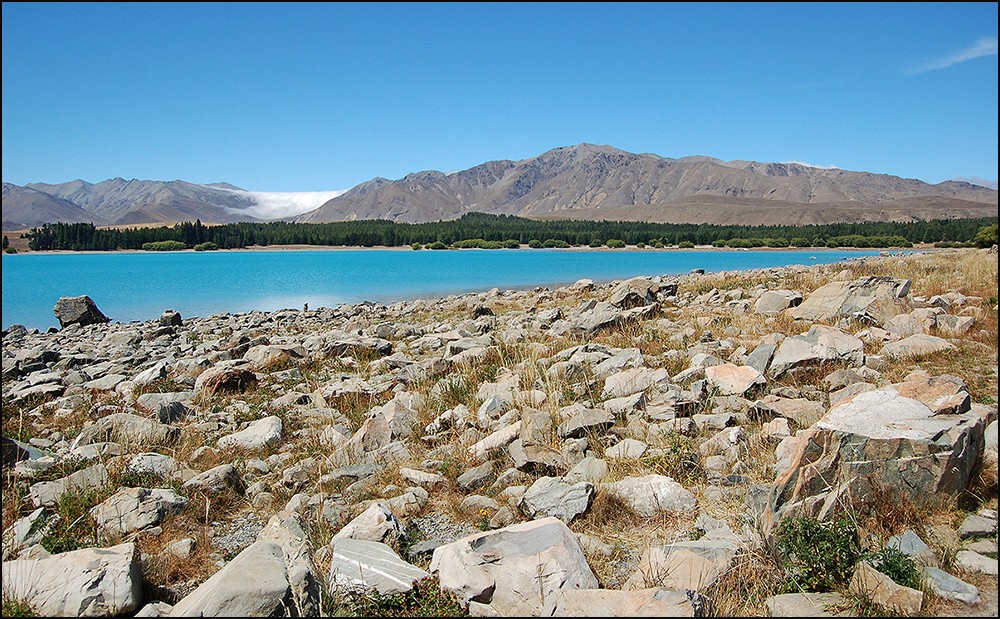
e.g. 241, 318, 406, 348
221, 189, 349, 219
781, 160, 840, 170
911, 36, 998, 74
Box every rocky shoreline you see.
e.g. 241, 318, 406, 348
2, 247, 998, 617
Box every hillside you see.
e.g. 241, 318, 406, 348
294, 144, 998, 225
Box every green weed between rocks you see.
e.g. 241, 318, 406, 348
774, 515, 861, 592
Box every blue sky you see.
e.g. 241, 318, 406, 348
3, 2, 998, 198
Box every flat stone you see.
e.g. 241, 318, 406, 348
217, 415, 283, 451
519, 476, 595, 523
765, 592, 851, 617
954, 550, 998, 576
2, 541, 141, 617
328, 538, 429, 595
921, 566, 980, 605
849, 560, 922, 615
601, 475, 697, 517
543, 587, 704, 617
957, 513, 997, 538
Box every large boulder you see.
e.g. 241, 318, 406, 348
430, 517, 598, 616
788, 276, 912, 323
167, 541, 294, 617
767, 325, 864, 378
2, 542, 142, 616
53, 295, 111, 328
769, 371, 985, 523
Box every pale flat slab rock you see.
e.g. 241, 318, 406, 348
601, 367, 670, 399
849, 560, 923, 615
519, 476, 595, 523
328, 538, 429, 595
623, 538, 740, 591
29, 462, 108, 508
954, 550, 999, 576
601, 475, 697, 517
217, 415, 283, 451
2, 541, 142, 617
71, 413, 178, 450
91, 487, 188, 537
468, 421, 522, 460
788, 275, 912, 323
765, 592, 851, 617
768, 325, 864, 378
704, 363, 765, 396
542, 587, 704, 617
430, 517, 598, 617
880, 334, 955, 359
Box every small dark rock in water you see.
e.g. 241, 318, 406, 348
159, 309, 183, 327
53, 295, 110, 328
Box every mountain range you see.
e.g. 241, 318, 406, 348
3, 144, 997, 231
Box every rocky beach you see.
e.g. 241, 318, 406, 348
2, 247, 997, 617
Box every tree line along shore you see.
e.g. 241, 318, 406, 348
4, 213, 997, 253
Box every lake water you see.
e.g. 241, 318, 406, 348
1, 248, 886, 331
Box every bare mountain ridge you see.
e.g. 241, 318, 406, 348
3, 144, 996, 231
2, 182, 111, 230
19, 178, 262, 227
294, 144, 997, 225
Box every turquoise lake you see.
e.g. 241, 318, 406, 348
1, 248, 886, 331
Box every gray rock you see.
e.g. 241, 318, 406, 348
543, 587, 705, 617
2, 541, 141, 617
921, 566, 980, 605
29, 462, 108, 508
788, 276, 912, 323
957, 513, 997, 538
430, 517, 598, 617
754, 289, 803, 315
182, 463, 244, 494
54, 295, 111, 328
217, 415, 283, 451
557, 407, 615, 439
602, 475, 697, 517
519, 476, 595, 523
328, 538, 430, 595
332, 501, 405, 544
168, 541, 292, 617
564, 456, 609, 484
768, 325, 864, 378
91, 487, 188, 537
605, 438, 648, 459
954, 550, 999, 576
457, 461, 494, 490
880, 334, 955, 359
886, 529, 937, 567
72, 413, 179, 450
765, 592, 850, 617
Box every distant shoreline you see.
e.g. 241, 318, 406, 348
1, 242, 941, 256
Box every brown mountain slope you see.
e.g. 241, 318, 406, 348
2, 183, 111, 230
295, 144, 997, 225
24, 178, 261, 225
